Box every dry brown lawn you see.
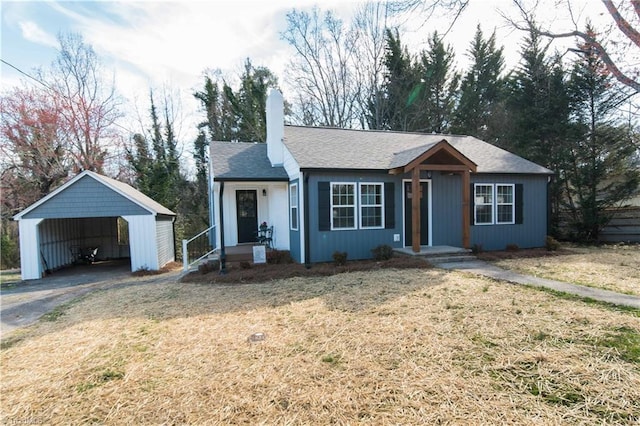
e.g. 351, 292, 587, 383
2, 258, 639, 425
485, 244, 640, 296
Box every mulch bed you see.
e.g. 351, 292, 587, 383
181, 255, 432, 284
477, 247, 574, 261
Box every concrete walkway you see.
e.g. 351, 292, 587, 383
436, 260, 640, 309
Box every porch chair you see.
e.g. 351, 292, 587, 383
257, 226, 274, 249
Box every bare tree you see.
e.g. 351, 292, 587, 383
282, 8, 363, 128
505, 0, 640, 93
41, 32, 123, 173
353, 2, 393, 129
0, 86, 71, 214
388, 0, 470, 36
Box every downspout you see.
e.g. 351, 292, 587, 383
304, 172, 311, 269
219, 181, 227, 274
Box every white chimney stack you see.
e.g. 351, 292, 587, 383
266, 88, 284, 166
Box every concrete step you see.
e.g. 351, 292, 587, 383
427, 254, 477, 264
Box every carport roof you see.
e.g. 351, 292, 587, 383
13, 171, 176, 220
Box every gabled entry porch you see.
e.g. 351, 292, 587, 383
390, 140, 478, 253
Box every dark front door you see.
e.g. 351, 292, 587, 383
404, 181, 429, 247
236, 190, 258, 243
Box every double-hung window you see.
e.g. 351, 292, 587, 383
474, 184, 494, 225
474, 184, 515, 225
359, 183, 384, 228
289, 183, 298, 230
331, 183, 356, 229
496, 184, 515, 224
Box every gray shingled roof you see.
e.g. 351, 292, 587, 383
210, 142, 288, 181
283, 126, 553, 174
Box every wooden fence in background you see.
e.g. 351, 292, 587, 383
598, 207, 640, 243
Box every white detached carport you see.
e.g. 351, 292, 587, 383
13, 171, 176, 280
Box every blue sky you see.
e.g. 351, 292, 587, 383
1, 0, 604, 143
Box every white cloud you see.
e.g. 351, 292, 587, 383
18, 20, 58, 48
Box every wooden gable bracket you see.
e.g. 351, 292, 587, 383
392, 140, 478, 253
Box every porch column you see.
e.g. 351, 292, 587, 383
412, 167, 421, 253
462, 169, 470, 248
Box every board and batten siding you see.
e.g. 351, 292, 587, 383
215, 182, 290, 250
306, 172, 403, 263
124, 215, 159, 271
21, 175, 150, 219
470, 174, 548, 250
431, 173, 463, 247
155, 216, 175, 267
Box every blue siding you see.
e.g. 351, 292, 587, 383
289, 179, 301, 262
23, 175, 150, 219
307, 172, 404, 263
431, 173, 463, 246
470, 174, 548, 250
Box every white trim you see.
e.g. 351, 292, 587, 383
289, 183, 299, 231
299, 173, 306, 263
13, 170, 173, 220
496, 184, 516, 225
473, 183, 516, 225
358, 182, 384, 229
401, 179, 433, 248
330, 182, 357, 230
474, 183, 494, 225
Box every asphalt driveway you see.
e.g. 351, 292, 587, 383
0, 260, 180, 338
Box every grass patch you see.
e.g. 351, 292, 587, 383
0, 271, 21, 288
41, 304, 71, 322
594, 326, 640, 364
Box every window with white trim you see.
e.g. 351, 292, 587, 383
496, 184, 515, 224
474, 184, 516, 225
359, 183, 384, 228
474, 184, 494, 225
331, 183, 356, 229
289, 183, 298, 230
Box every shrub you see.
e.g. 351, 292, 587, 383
0, 231, 19, 269
239, 261, 252, 270
371, 244, 394, 261
267, 249, 293, 264
198, 259, 219, 274
332, 251, 347, 266
471, 244, 483, 255
545, 235, 560, 251
506, 243, 519, 252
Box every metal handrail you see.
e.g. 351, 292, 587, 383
182, 225, 217, 271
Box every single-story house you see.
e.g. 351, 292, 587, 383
14, 170, 176, 280
208, 89, 553, 265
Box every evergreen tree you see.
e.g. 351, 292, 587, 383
507, 29, 572, 235
127, 91, 184, 212
565, 25, 640, 240
452, 25, 506, 141
415, 32, 460, 133
194, 60, 280, 143
376, 29, 420, 131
